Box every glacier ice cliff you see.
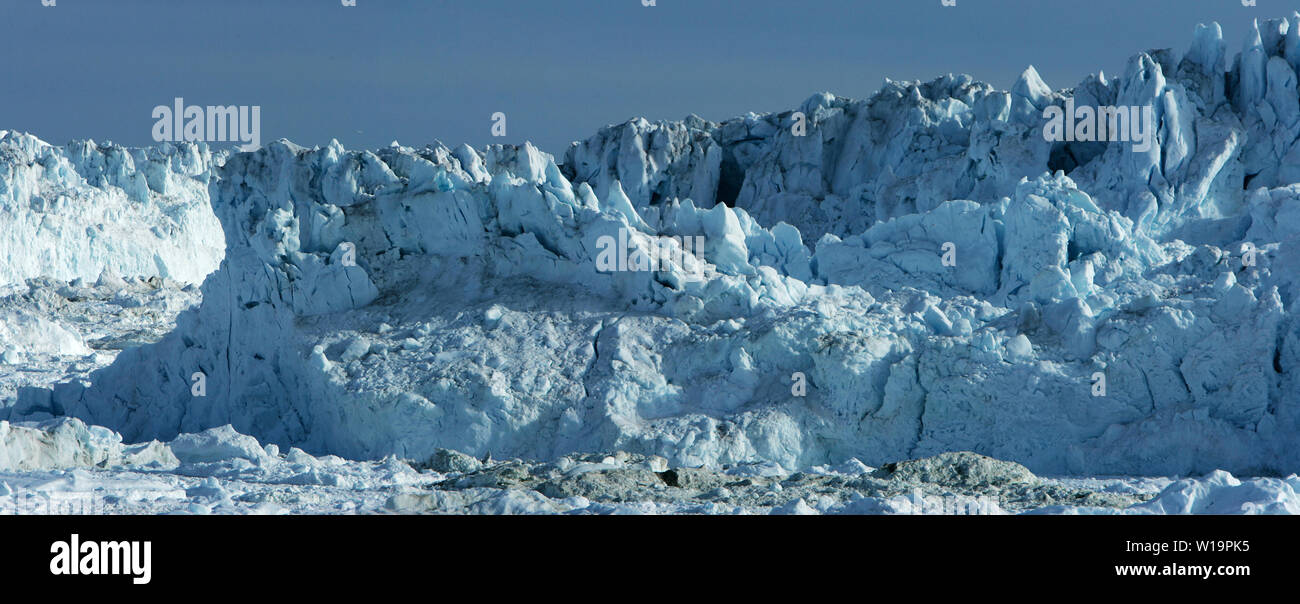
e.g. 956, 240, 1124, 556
0, 131, 224, 286
7, 18, 1300, 478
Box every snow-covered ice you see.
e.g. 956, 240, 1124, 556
1, 421, 1293, 515
5, 17, 1300, 513
0, 131, 224, 286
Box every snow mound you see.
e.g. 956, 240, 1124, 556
1034, 470, 1300, 515
1128, 470, 1300, 514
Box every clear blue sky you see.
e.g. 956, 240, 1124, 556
0, 0, 1287, 154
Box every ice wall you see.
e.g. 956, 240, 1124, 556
0, 131, 224, 286
8, 18, 1300, 477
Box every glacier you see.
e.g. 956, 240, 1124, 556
0, 130, 225, 287
5, 17, 1300, 513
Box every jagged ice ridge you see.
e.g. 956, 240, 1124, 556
5, 17, 1300, 500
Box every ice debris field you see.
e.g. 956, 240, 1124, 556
4, 18, 1300, 514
